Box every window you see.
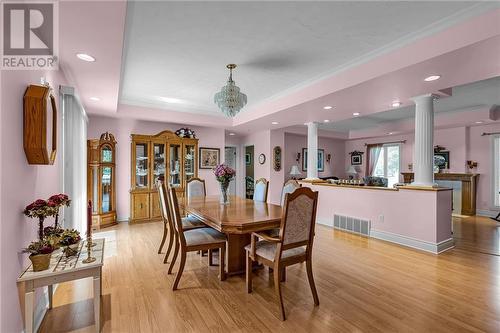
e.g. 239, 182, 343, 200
372, 144, 401, 187
494, 136, 500, 207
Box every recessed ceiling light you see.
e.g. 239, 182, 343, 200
323, 119, 330, 123
157, 96, 183, 104
392, 101, 402, 108
475, 121, 483, 124
387, 132, 394, 135
76, 53, 95, 62
424, 75, 441, 82
271, 121, 279, 125
229, 132, 236, 136
353, 112, 360, 116
89, 97, 100, 101
323, 106, 333, 110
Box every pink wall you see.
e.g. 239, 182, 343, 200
344, 123, 500, 214
87, 115, 225, 221
1, 70, 67, 333
239, 130, 272, 185
284, 133, 346, 180
303, 183, 453, 246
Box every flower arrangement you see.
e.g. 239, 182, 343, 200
213, 164, 235, 205
22, 239, 54, 256
48, 194, 71, 229
175, 127, 196, 138
59, 229, 81, 246
23, 194, 71, 240
213, 164, 236, 184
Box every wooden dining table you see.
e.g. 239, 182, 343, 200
180, 195, 283, 275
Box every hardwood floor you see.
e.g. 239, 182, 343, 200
39, 216, 500, 332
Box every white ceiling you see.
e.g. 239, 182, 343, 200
319, 76, 500, 132
119, 1, 484, 116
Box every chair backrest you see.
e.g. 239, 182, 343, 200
280, 179, 301, 207
157, 179, 174, 231
253, 178, 269, 202
186, 177, 206, 198
279, 187, 318, 252
166, 185, 186, 247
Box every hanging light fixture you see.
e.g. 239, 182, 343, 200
214, 64, 247, 117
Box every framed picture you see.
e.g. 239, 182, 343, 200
245, 153, 252, 166
349, 150, 364, 165
434, 151, 450, 170
302, 148, 324, 172
199, 147, 220, 169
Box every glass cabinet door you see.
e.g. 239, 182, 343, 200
184, 144, 196, 183
169, 143, 181, 188
101, 166, 113, 213
135, 142, 149, 188
91, 166, 99, 214
152, 142, 166, 186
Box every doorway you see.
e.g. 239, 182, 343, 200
224, 146, 237, 195
245, 145, 254, 199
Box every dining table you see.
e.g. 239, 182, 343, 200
180, 195, 283, 275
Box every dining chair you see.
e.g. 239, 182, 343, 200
245, 187, 319, 321
166, 184, 227, 290
156, 179, 205, 264
253, 178, 269, 202
280, 179, 301, 207
186, 177, 206, 198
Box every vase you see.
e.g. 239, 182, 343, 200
29, 253, 52, 272
219, 182, 230, 205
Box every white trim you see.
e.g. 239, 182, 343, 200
370, 229, 454, 254
316, 217, 333, 227
476, 209, 499, 218
492, 135, 500, 209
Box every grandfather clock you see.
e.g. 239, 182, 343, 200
87, 132, 117, 228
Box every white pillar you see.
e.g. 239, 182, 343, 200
306, 122, 319, 180
411, 94, 436, 187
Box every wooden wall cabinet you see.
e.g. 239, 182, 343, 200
87, 132, 117, 228
23, 84, 57, 165
130, 130, 198, 223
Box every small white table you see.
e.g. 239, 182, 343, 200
17, 238, 105, 333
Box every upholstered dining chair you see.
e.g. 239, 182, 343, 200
186, 177, 206, 198
253, 178, 269, 202
245, 187, 319, 321
166, 184, 227, 290
156, 179, 205, 264
280, 179, 301, 207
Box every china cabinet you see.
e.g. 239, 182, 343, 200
130, 130, 198, 223
87, 132, 117, 228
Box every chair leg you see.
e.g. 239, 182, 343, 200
158, 222, 167, 254
273, 265, 286, 321
280, 267, 286, 282
306, 259, 320, 306
172, 251, 186, 291
168, 235, 179, 275
246, 250, 252, 293
163, 225, 174, 264
208, 249, 214, 266
219, 245, 226, 281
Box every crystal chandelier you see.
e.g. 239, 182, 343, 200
214, 64, 247, 117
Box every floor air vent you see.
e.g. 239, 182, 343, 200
333, 214, 370, 236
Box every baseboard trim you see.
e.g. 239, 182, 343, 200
476, 209, 499, 218
370, 229, 454, 254
316, 217, 333, 227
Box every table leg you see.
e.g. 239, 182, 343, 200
25, 283, 35, 333
47, 284, 53, 309
226, 233, 251, 275
93, 275, 101, 332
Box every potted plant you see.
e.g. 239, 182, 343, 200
59, 229, 81, 257
213, 164, 236, 205
47, 194, 71, 229
44, 226, 64, 250
23, 199, 58, 240
23, 240, 54, 272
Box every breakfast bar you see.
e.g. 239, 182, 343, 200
300, 180, 454, 254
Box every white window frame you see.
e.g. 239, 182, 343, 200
374, 143, 402, 185
492, 135, 500, 208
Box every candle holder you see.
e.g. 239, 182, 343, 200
82, 237, 96, 264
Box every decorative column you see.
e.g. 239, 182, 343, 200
411, 94, 436, 187
306, 122, 319, 180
